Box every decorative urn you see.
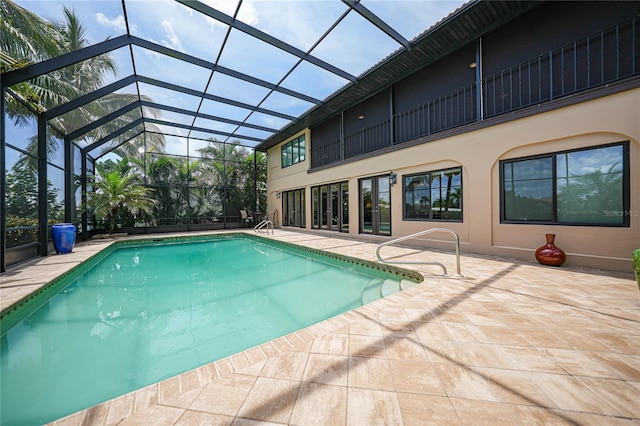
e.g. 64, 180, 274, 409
535, 233, 566, 266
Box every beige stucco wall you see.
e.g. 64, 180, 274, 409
267, 89, 640, 272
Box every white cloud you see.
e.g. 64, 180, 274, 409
141, 40, 163, 59
237, 1, 259, 26
199, 0, 259, 29
161, 20, 185, 52
95, 13, 127, 32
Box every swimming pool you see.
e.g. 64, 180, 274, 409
0, 234, 421, 425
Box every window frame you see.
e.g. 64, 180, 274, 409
499, 141, 630, 227
281, 135, 306, 168
402, 166, 463, 222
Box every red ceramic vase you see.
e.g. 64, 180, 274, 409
535, 234, 566, 266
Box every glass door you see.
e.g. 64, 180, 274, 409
359, 175, 391, 236
341, 182, 349, 232
360, 178, 373, 234
282, 188, 305, 228
378, 177, 391, 235
330, 184, 339, 231
311, 182, 349, 232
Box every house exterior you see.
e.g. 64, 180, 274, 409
259, 1, 640, 272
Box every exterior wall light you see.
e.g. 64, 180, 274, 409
389, 172, 397, 186
276, 191, 281, 199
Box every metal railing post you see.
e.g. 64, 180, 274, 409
376, 227, 462, 277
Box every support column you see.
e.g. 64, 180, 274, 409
64, 136, 73, 223
38, 115, 48, 257
253, 148, 258, 212
475, 37, 484, 122
389, 86, 394, 146
1, 87, 6, 272
81, 152, 88, 242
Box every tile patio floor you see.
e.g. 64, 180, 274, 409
1, 229, 638, 425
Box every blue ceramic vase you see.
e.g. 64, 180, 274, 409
51, 223, 76, 254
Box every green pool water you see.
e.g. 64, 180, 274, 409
0, 235, 420, 425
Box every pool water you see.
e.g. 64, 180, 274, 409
0, 236, 418, 425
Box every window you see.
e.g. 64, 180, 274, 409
281, 135, 306, 168
403, 167, 462, 221
501, 142, 629, 225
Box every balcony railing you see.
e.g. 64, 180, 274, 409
311, 17, 639, 169
484, 17, 639, 117
344, 120, 391, 160
394, 83, 477, 145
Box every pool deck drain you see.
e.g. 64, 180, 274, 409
1, 229, 638, 425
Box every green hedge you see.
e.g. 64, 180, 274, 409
633, 249, 640, 290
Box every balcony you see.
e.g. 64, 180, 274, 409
311, 17, 640, 169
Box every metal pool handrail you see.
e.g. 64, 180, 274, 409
376, 228, 462, 277
254, 219, 274, 234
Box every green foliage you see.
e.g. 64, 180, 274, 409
93, 140, 266, 227
5, 216, 38, 249
5, 161, 64, 222
2, 0, 165, 155
86, 167, 155, 234
633, 249, 640, 289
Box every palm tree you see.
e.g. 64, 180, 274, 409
557, 164, 623, 223
86, 167, 156, 234
3, 2, 166, 231
198, 139, 253, 217
3, 1, 165, 153
442, 169, 461, 212
1, 0, 61, 115
2, 2, 115, 116
240, 150, 267, 212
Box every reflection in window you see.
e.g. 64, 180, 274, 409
503, 157, 553, 221
403, 167, 462, 221
47, 165, 66, 226
501, 143, 629, 225
311, 181, 349, 232
5, 146, 40, 249
5, 99, 38, 151
281, 135, 306, 168
48, 126, 65, 168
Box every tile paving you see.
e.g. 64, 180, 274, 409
1, 229, 638, 425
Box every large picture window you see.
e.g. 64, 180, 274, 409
501, 142, 629, 225
403, 167, 462, 221
281, 135, 306, 168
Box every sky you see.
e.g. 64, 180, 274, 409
13, 0, 468, 157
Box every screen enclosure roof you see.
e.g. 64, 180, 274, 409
2, 0, 542, 158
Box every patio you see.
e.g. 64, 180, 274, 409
1, 229, 638, 425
